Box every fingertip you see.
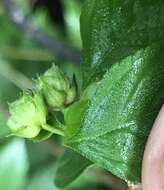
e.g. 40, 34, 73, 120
142, 104, 164, 190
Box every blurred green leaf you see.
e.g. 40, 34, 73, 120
26, 141, 56, 172
27, 164, 57, 190
27, 163, 101, 190
54, 149, 91, 188
0, 139, 28, 190
66, 170, 102, 190
0, 113, 10, 138
64, 0, 82, 48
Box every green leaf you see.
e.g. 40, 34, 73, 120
64, 44, 164, 182
54, 149, 91, 189
64, 100, 89, 138
66, 170, 101, 190
32, 130, 52, 142
0, 139, 28, 190
80, 0, 164, 87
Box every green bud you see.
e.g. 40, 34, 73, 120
38, 65, 77, 110
42, 83, 66, 109
65, 85, 76, 105
7, 93, 47, 138
44, 64, 70, 92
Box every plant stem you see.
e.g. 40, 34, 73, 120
42, 124, 64, 136
0, 60, 33, 90
3, 0, 81, 64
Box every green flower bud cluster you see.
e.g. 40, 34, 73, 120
7, 65, 77, 139
37, 65, 76, 110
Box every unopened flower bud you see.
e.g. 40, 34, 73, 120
7, 93, 47, 138
42, 83, 66, 109
65, 85, 76, 105
38, 65, 77, 110
44, 64, 70, 92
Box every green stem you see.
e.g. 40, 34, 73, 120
42, 124, 64, 136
